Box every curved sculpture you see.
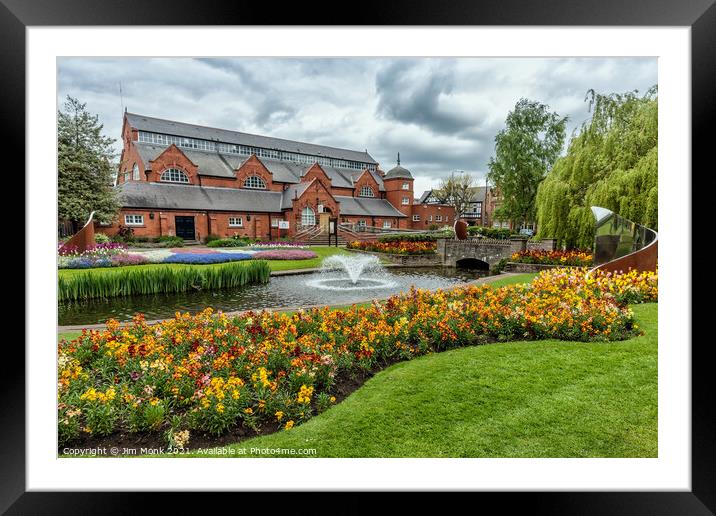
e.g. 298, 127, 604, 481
59, 211, 97, 253
589, 206, 657, 274
454, 219, 468, 240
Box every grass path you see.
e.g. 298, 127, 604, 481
174, 302, 657, 458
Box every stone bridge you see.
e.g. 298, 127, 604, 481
436, 237, 529, 269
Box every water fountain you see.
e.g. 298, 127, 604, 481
305, 254, 398, 291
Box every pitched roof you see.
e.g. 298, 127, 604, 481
116, 181, 283, 213
126, 112, 377, 165
334, 196, 407, 217
130, 141, 386, 190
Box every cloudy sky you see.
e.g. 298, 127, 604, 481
57, 57, 656, 195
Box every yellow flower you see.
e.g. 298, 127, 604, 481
284, 420, 294, 430
216, 403, 225, 413
275, 411, 284, 421
244, 407, 253, 415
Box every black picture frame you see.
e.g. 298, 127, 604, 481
7, 0, 711, 512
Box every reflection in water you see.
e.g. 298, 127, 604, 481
59, 267, 492, 326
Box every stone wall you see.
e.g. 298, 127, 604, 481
526, 238, 557, 252
437, 237, 527, 268
347, 249, 442, 266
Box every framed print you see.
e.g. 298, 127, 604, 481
6, 0, 713, 512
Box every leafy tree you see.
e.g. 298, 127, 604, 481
433, 171, 479, 219
535, 87, 657, 248
58, 96, 119, 228
487, 99, 567, 230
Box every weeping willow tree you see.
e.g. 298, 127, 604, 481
535, 86, 658, 248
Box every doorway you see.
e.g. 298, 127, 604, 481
175, 216, 195, 240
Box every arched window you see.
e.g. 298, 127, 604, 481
132, 163, 140, 180
243, 175, 267, 189
359, 185, 375, 197
160, 168, 189, 183
301, 206, 315, 226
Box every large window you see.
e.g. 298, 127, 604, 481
160, 168, 190, 183
124, 214, 144, 226
382, 220, 391, 229
359, 185, 375, 197
402, 197, 410, 205
301, 206, 315, 226
132, 163, 140, 180
229, 217, 243, 227
243, 175, 267, 189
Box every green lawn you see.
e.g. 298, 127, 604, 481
487, 273, 538, 288
58, 246, 349, 279
178, 302, 657, 458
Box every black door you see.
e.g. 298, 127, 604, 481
175, 216, 195, 240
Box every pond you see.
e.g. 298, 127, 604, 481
59, 260, 493, 326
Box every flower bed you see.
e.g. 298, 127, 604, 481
347, 240, 437, 255
163, 252, 253, 264
510, 249, 593, 266
251, 249, 317, 260
58, 268, 657, 447
251, 241, 307, 249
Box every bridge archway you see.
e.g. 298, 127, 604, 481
455, 258, 490, 270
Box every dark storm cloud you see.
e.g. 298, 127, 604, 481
57, 56, 656, 194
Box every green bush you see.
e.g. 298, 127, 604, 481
207, 238, 248, 248
378, 230, 455, 243
157, 236, 183, 247
205, 234, 222, 244
94, 233, 111, 244
467, 226, 516, 240
58, 260, 271, 301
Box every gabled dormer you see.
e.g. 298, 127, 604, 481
235, 154, 274, 190
302, 163, 333, 190
147, 144, 198, 185
353, 169, 381, 199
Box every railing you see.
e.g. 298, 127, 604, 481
294, 224, 323, 241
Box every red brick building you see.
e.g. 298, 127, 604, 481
100, 112, 455, 241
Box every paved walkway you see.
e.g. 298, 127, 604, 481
57, 271, 522, 333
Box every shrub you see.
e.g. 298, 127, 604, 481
58, 260, 270, 301
157, 236, 184, 248
94, 233, 111, 244
467, 226, 516, 239
205, 234, 222, 244
207, 238, 248, 248
116, 225, 135, 243
378, 232, 452, 243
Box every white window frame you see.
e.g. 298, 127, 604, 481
359, 185, 375, 198
132, 163, 140, 180
412, 215, 420, 221
243, 175, 267, 190
429, 215, 433, 221
271, 218, 280, 228
436, 215, 442, 222
382, 220, 391, 229
229, 216, 243, 228
402, 182, 410, 190
124, 214, 144, 226
301, 206, 316, 226
160, 168, 190, 184
402, 197, 410, 205
358, 219, 366, 227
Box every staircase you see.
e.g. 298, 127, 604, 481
305, 234, 348, 246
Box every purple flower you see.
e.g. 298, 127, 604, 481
252, 250, 317, 260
